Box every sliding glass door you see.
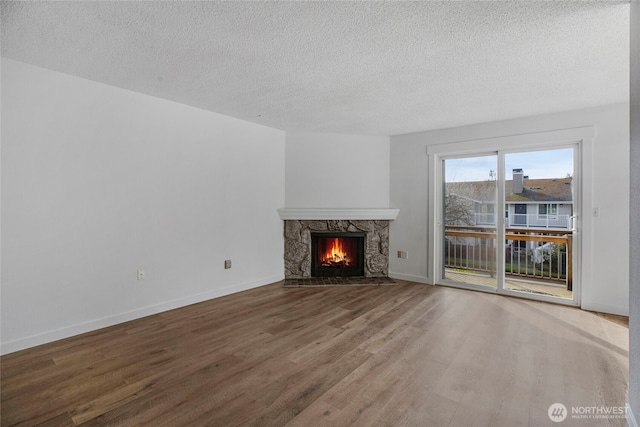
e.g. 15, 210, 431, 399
443, 154, 498, 291
439, 147, 576, 304
502, 148, 575, 301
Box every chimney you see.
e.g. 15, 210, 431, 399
513, 169, 524, 194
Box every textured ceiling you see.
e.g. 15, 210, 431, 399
1, 1, 630, 136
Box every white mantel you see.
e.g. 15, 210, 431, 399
277, 208, 399, 221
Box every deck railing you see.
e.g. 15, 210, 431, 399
444, 226, 572, 290
506, 214, 571, 229
473, 213, 570, 229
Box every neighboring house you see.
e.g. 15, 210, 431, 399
446, 169, 573, 229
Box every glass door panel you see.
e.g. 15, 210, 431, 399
503, 148, 574, 300
443, 155, 498, 289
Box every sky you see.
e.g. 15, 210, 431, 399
445, 148, 573, 183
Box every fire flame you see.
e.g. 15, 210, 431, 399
323, 238, 350, 265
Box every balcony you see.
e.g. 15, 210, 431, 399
444, 225, 573, 299
474, 213, 571, 229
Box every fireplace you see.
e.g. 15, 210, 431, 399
311, 232, 365, 277
280, 217, 397, 279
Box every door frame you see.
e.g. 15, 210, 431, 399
427, 127, 594, 307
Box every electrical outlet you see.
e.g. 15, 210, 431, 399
224, 259, 232, 269
397, 251, 408, 259
137, 269, 145, 280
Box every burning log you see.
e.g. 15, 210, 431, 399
321, 259, 350, 268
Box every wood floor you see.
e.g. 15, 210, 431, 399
1, 281, 629, 426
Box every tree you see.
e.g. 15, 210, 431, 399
445, 183, 476, 226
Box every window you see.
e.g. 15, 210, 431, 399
538, 204, 558, 219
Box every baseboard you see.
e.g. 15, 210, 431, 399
580, 301, 629, 317
388, 272, 432, 284
0, 274, 283, 355
628, 404, 638, 427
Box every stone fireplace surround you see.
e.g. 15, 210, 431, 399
278, 209, 399, 279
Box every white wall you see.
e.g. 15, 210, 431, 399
628, 0, 639, 421
1, 59, 286, 354
390, 103, 630, 315
285, 132, 390, 208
